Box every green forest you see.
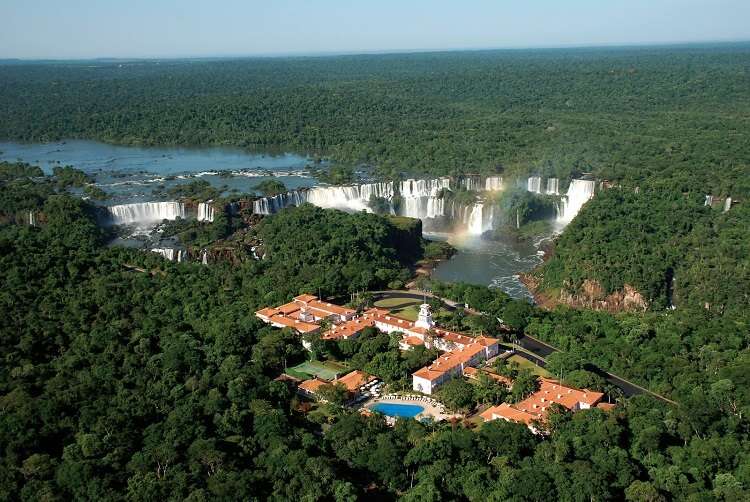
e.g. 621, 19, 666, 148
1, 45, 750, 500
534, 187, 750, 314
1, 45, 749, 193
1, 164, 749, 500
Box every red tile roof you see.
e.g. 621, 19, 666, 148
336, 370, 376, 392
277, 302, 302, 315
267, 314, 320, 334
480, 403, 538, 424
322, 317, 375, 340
298, 378, 328, 394
294, 294, 318, 303
412, 341, 492, 383
480, 379, 605, 427
303, 298, 355, 317
255, 307, 280, 319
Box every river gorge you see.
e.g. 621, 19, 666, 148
1, 140, 598, 300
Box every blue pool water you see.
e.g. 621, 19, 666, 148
370, 403, 424, 418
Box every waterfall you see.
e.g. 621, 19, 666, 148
201, 251, 208, 265
485, 176, 503, 191
516, 208, 520, 229
557, 179, 596, 224
28, 211, 36, 227
468, 204, 494, 235
251, 177, 500, 235
253, 181, 394, 214
400, 194, 445, 219
527, 176, 542, 194
253, 177, 451, 220
107, 202, 187, 225
546, 178, 559, 195
459, 176, 482, 192
151, 248, 177, 261
445, 201, 493, 235
197, 202, 215, 222
253, 190, 308, 214
396, 178, 451, 220
399, 178, 450, 198
724, 197, 732, 212
704, 195, 713, 206
467, 204, 484, 235
150, 248, 187, 262
306, 182, 394, 211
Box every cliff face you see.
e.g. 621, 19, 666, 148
559, 280, 648, 312
522, 275, 648, 313
386, 215, 424, 264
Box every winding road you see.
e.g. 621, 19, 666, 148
371, 290, 677, 405
516, 334, 676, 404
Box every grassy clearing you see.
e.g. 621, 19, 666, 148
392, 305, 420, 321
508, 354, 552, 378
374, 297, 421, 308
288, 360, 349, 380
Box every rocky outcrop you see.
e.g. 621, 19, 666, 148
559, 280, 648, 312
522, 275, 648, 312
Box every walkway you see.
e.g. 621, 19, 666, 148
369, 290, 677, 405
516, 334, 677, 405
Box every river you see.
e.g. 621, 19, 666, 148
1, 140, 547, 299
0, 140, 318, 204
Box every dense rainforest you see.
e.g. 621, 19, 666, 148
532, 187, 750, 313
2, 167, 750, 501
2, 45, 749, 309
1, 44, 749, 193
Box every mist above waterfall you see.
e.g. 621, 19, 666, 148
107, 202, 187, 226
251, 174, 596, 238
556, 179, 596, 224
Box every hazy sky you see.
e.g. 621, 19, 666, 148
2, 0, 749, 59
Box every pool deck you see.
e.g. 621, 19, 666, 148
362, 395, 461, 422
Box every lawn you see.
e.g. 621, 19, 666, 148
391, 305, 420, 321
287, 360, 349, 380
507, 354, 552, 378
374, 297, 422, 309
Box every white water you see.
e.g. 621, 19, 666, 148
401, 194, 445, 219
197, 202, 215, 222
150, 248, 187, 262
527, 176, 542, 194
459, 177, 482, 192
252, 191, 307, 214
467, 204, 488, 234
251, 176, 497, 235
724, 197, 732, 212
28, 211, 36, 227
399, 178, 450, 198
546, 178, 559, 195
557, 179, 596, 224
307, 182, 394, 211
485, 176, 503, 191
201, 251, 208, 265
151, 248, 176, 261
107, 202, 187, 225
250, 175, 598, 237
252, 181, 395, 214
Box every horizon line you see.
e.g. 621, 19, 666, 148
2, 38, 750, 63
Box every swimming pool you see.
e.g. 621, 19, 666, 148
370, 402, 424, 418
